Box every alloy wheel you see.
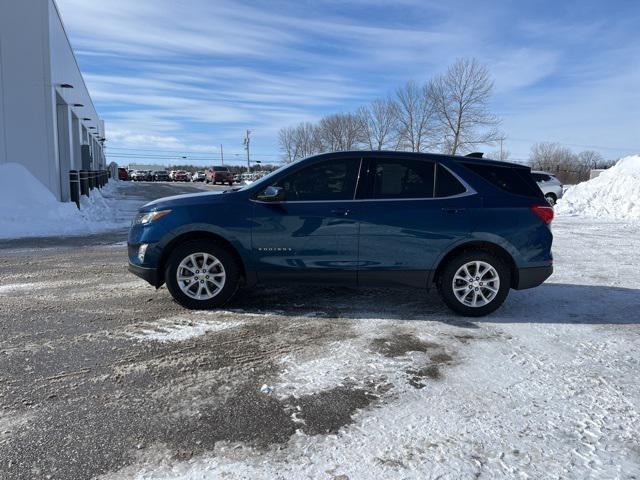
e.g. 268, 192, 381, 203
452, 261, 500, 308
176, 252, 226, 300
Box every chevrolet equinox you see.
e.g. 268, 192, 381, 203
128, 151, 553, 316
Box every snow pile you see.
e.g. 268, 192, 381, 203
556, 154, 640, 221
0, 163, 131, 239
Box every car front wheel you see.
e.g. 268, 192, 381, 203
165, 240, 241, 309
438, 250, 510, 317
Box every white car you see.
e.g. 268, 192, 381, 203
191, 171, 206, 182
532, 171, 563, 205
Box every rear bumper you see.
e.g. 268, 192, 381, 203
515, 265, 553, 290
128, 262, 160, 287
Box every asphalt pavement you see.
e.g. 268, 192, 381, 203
0, 181, 420, 479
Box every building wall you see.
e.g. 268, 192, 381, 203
0, 0, 105, 202
0, 0, 59, 198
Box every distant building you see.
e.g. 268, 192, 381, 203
0, 0, 106, 202
589, 169, 607, 179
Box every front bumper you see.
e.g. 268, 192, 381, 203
515, 265, 553, 290
128, 262, 160, 287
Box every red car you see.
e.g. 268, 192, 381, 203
206, 166, 234, 185
118, 167, 129, 181
173, 171, 189, 182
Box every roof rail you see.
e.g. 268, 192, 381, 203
465, 152, 484, 158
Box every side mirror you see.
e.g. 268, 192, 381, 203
256, 186, 285, 202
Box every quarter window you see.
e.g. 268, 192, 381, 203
435, 164, 466, 197
371, 159, 435, 199
274, 158, 360, 201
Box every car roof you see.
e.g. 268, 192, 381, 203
302, 150, 529, 170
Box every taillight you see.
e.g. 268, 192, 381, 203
530, 204, 554, 224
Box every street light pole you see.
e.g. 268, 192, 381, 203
220, 144, 224, 165
243, 130, 251, 172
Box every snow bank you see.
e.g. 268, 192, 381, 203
0, 163, 131, 239
556, 154, 640, 221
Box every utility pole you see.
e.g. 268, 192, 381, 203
243, 130, 251, 172
220, 144, 224, 165
500, 138, 503, 161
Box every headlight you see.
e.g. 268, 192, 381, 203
133, 209, 171, 225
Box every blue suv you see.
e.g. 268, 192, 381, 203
128, 152, 553, 316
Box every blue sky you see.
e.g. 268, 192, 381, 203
56, 0, 639, 166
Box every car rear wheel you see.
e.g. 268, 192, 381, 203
165, 240, 241, 309
437, 250, 510, 317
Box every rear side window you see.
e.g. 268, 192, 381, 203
462, 162, 542, 198
436, 164, 466, 197
371, 159, 434, 199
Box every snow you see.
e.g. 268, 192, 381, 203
0, 163, 137, 239
556, 154, 640, 221
128, 314, 244, 343
102, 217, 640, 480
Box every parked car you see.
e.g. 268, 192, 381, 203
191, 171, 206, 182
130, 170, 148, 182
173, 170, 189, 182
532, 171, 563, 205
154, 170, 170, 182
117, 167, 129, 181
128, 151, 553, 316
206, 166, 234, 185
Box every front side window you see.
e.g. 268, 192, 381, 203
274, 158, 360, 201
370, 159, 435, 199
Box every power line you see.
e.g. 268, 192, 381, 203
106, 146, 282, 157
507, 137, 637, 152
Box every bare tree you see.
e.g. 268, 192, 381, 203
577, 150, 605, 169
318, 113, 365, 152
357, 98, 398, 150
278, 126, 298, 163
294, 122, 323, 159
529, 142, 582, 183
431, 58, 500, 155
394, 81, 436, 152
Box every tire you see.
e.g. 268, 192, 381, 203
228, 181, 233, 186
165, 240, 241, 309
437, 250, 511, 317
545, 193, 557, 206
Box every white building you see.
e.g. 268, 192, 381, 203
0, 0, 105, 202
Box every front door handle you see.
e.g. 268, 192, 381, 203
331, 208, 351, 216
442, 208, 466, 215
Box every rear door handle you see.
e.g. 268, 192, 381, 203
331, 208, 351, 216
442, 208, 466, 215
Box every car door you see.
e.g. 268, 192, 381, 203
354, 156, 477, 288
251, 156, 362, 285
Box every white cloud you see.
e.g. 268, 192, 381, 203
56, 0, 639, 162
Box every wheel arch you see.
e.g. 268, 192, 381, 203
432, 240, 518, 288
157, 230, 251, 288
